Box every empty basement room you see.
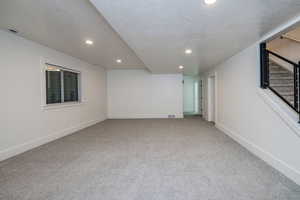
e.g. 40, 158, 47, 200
2, 1, 300, 200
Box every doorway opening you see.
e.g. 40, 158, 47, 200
208, 75, 216, 122
183, 76, 202, 117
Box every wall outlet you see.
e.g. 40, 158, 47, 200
168, 115, 176, 118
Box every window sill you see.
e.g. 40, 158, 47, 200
42, 101, 85, 110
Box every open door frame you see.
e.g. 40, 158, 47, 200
207, 72, 218, 123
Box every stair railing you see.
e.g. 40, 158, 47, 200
260, 43, 300, 122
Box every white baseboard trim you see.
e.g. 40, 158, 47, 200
108, 114, 184, 119
0, 117, 106, 162
216, 123, 300, 185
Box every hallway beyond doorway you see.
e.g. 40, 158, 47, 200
183, 76, 202, 116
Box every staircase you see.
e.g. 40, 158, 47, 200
269, 60, 295, 106
261, 44, 300, 121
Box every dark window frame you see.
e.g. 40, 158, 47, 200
45, 63, 81, 105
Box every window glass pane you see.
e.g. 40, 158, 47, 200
46, 71, 62, 104
63, 71, 79, 102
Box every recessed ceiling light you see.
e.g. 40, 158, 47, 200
179, 65, 184, 69
204, 0, 216, 5
185, 49, 192, 54
116, 59, 122, 63
85, 40, 93, 45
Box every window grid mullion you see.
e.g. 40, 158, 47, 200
45, 63, 80, 105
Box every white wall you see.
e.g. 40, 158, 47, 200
0, 30, 107, 161
202, 40, 300, 184
107, 69, 183, 118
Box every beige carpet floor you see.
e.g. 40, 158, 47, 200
1, 118, 300, 200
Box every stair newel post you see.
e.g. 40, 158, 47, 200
293, 65, 298, 111
266, 51, 270, 87
260, 43, 269, 89
298, 62, 300, 123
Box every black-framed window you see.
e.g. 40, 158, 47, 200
46, 64, 80, 104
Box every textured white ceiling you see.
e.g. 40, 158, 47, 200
0, 0, 145, 69
1, 0, 300, 74
90, 0, 300, 75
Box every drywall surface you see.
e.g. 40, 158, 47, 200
202, 42, 300, 185
0, 30, 107, 161
107, 69, 183, 118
